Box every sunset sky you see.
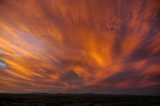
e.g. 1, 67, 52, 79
0, 0, 160, 95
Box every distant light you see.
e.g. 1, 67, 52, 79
0, 62, 7, 68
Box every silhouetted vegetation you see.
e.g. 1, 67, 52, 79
0, 94, 159, 106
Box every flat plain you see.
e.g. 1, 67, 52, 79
0, 94, 159, 106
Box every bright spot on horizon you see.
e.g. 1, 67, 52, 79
0, 61, 7, 68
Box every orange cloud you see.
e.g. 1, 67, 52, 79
0, 0, 159, 94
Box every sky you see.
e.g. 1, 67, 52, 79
0, 0, 160, 95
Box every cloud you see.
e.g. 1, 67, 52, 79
0, 0, 159, 94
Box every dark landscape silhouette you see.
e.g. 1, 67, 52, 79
0, 93, 159, 106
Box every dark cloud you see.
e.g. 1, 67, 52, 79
149, 74, 160, 82
60, 70, 83, 85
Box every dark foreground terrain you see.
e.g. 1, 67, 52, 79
0, 94, 159, 106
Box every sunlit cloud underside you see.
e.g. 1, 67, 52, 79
0, 0, 159, 94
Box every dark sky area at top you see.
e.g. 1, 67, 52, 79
0, 0, 160, 95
